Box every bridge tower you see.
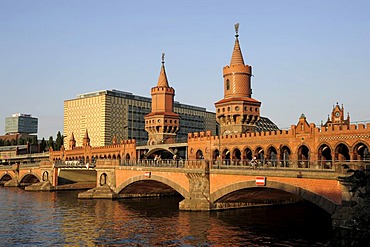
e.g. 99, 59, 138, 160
69, 132, 76, 149
145, 54, 180, 145
83, 129, 90, 147
215, 23, 261, 135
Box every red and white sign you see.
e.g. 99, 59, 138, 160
255, 176, 266, 186
144, 171, 151, 178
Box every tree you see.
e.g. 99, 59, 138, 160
40, 138, 47, 152
31, 135, 38, 144
17, 138, 25, 145
55, 131, 64, 151
0, 139, 3, 146
333, 167, 370, 246
48, 136, 54, 150
10, 139, 16, 146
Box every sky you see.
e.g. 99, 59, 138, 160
1, 0, 369, 139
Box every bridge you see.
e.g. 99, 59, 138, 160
0, 159, 366, 216
0, 161, 96, 190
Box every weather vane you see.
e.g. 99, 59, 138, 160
162, 53, 165, 64
234, 23, 239, 37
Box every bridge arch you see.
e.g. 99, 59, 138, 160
145, 147, 174, 158
280, 145, 292, 167
297, 144, 310, 167
266, 145, 278, 166
231, 147, 241, 165
210, 180, 338, 215
317, 142, 333, 168
115, 174, 189, 198
242, 146, 253, 161
254, 146, 264, 162
335, 142, 350, 161
0, 173, 14, 182
19, 173, 41, 185
212, 148, 220, 160
196, 149, 204, 159
352, 141, 370, 161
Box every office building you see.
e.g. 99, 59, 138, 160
63, 89, 216, 148
5, 113, 38, 134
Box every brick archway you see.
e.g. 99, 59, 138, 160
114, 174, 189, 198
0, 173, 13, 182
145, 147, 175, 158
19, 173, 41, 185
210, 180, 338, 214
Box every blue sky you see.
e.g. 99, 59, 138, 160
1, 0, 369, 139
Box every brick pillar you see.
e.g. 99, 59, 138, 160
179, 160, 212, 210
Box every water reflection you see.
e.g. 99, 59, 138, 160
0, 188, 331, 246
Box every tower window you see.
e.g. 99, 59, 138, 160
226, 79, 230, 90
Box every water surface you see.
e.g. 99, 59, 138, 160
0, 188, 332, 246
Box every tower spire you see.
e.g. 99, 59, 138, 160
215, 23, 261, 135
230, 23, 245, 66
157, 53, 169, 87
145, 54, 179, 145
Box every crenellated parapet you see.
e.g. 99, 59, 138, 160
150, 86, 175, 94
49, 137, 137, 163
187, 114, 370, 166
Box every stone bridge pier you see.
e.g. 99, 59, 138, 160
179, 161, 212, 210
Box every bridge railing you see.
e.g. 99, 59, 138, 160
53, 160, 96, 169
209, 159, 369, 173
121, 159, 185, 168
119, 158, 368, 173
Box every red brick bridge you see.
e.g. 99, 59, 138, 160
79, 159, 361, 215
0, 159, 362, 215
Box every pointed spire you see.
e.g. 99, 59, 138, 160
157, 53, 169, 87
230, 23, 245, 66
69, 132, 76, 149
83, 129, 90, 146
84, 129, 89, 139
70, 132, 75, 141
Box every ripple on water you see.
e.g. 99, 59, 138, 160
0, 189, 332, 246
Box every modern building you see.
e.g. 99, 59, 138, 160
5, 113, 38, 135
63, 89, 217, 148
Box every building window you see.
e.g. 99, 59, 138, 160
226, 79, 230, 90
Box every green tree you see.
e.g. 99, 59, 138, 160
40, 138, 47, 152
0, 139, 3, 146
10, 139, 16, 146
4, 140, 11, 146
17, 138, 25, 145
55, 131, 64, 151
31, 135, 38, 144
48, 136, 54, 150
333, 167, 370, 246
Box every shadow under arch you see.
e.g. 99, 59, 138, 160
0, 173, 14, 182
210, 180, 338, 215
114, 174, 189, 199
145, 147, 174, 158
19, 173, 41, 184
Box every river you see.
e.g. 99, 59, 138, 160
0, 188, 332, 246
